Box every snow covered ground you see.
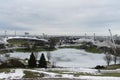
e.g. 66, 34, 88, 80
9, 48, 107, 67
0, 48, 119, 79
79, 76, 120, 80
0, 68, 120, 80
0, 69, 24, 80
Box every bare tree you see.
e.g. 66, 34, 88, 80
34, 52, 39, 60
104, 52, 112, 66
109, 48, 120, 65
115, 48, 120, 64
52, 61, 56, 68
47, 51, 51, 61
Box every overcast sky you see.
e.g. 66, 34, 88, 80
0, 0, 120, 36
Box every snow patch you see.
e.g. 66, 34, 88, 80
0, 69, 24, 79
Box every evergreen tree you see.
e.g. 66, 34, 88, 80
38, 53, 47, 68
28, 52, 36, 68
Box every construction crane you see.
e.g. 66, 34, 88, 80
108, 29, 116, 48
108, 29, 117, 64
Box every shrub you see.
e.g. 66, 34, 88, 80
95, 65, 105, 69
0, 58, 25, 68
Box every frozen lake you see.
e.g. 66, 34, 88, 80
9, 48, 106, 68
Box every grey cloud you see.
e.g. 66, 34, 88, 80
0, 0, 120, 35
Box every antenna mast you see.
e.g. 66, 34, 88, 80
108, 29, 116, 48
108, 29, 118, 64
